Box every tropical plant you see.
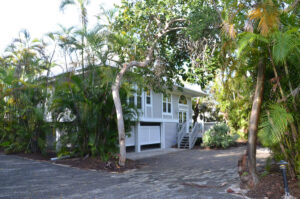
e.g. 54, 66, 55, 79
0, 30, 53, 154
208, 0, 300, 187
202, 123, 236, 148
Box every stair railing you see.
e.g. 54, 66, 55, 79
177, 122, 187, 148
189, 122, 201, 149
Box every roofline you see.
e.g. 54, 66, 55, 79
172, 85, 207, 97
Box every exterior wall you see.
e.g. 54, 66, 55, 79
172, 94, 179, 120
127, 87, 202, 151
162, 114, 172, 119
152, 92, 162, 118
146, 107, 152, 118
188, 97, 193, 122
164, 122, 178, 148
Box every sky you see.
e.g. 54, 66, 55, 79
0, 0, 120, 53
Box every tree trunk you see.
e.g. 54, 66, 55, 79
247, 59, 265, 187
193, 98, 200, 125
112, 64, 130, 167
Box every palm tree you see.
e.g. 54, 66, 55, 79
60, 0, 90, 78
236, 0, 299, 184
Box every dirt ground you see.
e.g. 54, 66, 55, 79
246, 170, 300, 199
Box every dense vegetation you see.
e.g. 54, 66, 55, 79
0, 0, 299, 189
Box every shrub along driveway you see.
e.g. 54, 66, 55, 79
0, 146, 270, 199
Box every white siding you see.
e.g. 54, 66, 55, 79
164, 122, 177, 148
172, 94, 179, 120
146, 107, 152, 118
163, 115, 172, 119
188, 97, 193, 120
152, 92, 162, 118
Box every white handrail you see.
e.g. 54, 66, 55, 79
189, 122, 201, 149
177, 122, 187, 148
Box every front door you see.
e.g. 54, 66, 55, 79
179, 111, 187, 124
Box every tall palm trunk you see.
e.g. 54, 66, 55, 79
247, 58, 265, 187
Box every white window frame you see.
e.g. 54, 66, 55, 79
127, 85, 143, 110
179, 95, 188, 106
162, 93, 172, 115
145, 89, 152, 106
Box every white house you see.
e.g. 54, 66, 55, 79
125, 85, 206, 152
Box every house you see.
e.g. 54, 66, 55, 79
125, 85, 206, 152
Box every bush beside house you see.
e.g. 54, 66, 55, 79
202, 123, 237, 149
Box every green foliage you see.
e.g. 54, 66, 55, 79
258, 104, 294, 147
202, 123, 237, 148
51, 68, 136, 159
0, 31, 53, 154
212, 70, 253, 140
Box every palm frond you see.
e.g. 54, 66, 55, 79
271, 30, 296, 64
59, 0, 75, 12
248, 0, 280, 36
258, 104, 294, 147
237, 32, 268, 57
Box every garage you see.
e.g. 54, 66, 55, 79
139, 122, 161, 145
126, 122, 162, 152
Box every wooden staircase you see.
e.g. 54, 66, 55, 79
179, 134, 190, 149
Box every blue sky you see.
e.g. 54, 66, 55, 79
0, 0, 120, 53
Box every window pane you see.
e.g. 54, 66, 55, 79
147, 96, 151, 104
129, 96, 134, 106
179, 95, 187, 104
183, 112, 187, 122
179, 112, 182, 123
168, 103, 171, 113
137, 96, 142, 109
163, 103, 166, 112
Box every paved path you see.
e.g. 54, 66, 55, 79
0, 146, 270, 199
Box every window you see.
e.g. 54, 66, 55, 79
179, 95, 187, 104
129, 96, 135, 106
179, 111, 187, 123
163, 94, 171, 113
137, 95, 142, 109
128, 87, 142, 109
146, 89, 151, 105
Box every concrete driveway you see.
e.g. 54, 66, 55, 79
0, 146, 270, 199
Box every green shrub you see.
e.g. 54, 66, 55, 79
202, 123, 237, 149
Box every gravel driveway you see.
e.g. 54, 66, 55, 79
0, 146, 270, 199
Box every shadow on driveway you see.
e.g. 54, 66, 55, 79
0, 146, 270, 199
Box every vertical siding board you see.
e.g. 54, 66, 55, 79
188, 97, 193, 120
164, 122, 178, 148
152, 92, 162, 118
172, 94, 179, 120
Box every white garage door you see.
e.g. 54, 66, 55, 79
126, 128, 135, 146
140, 126, 161, 145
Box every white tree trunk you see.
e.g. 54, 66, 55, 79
112, 64, 129, 166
